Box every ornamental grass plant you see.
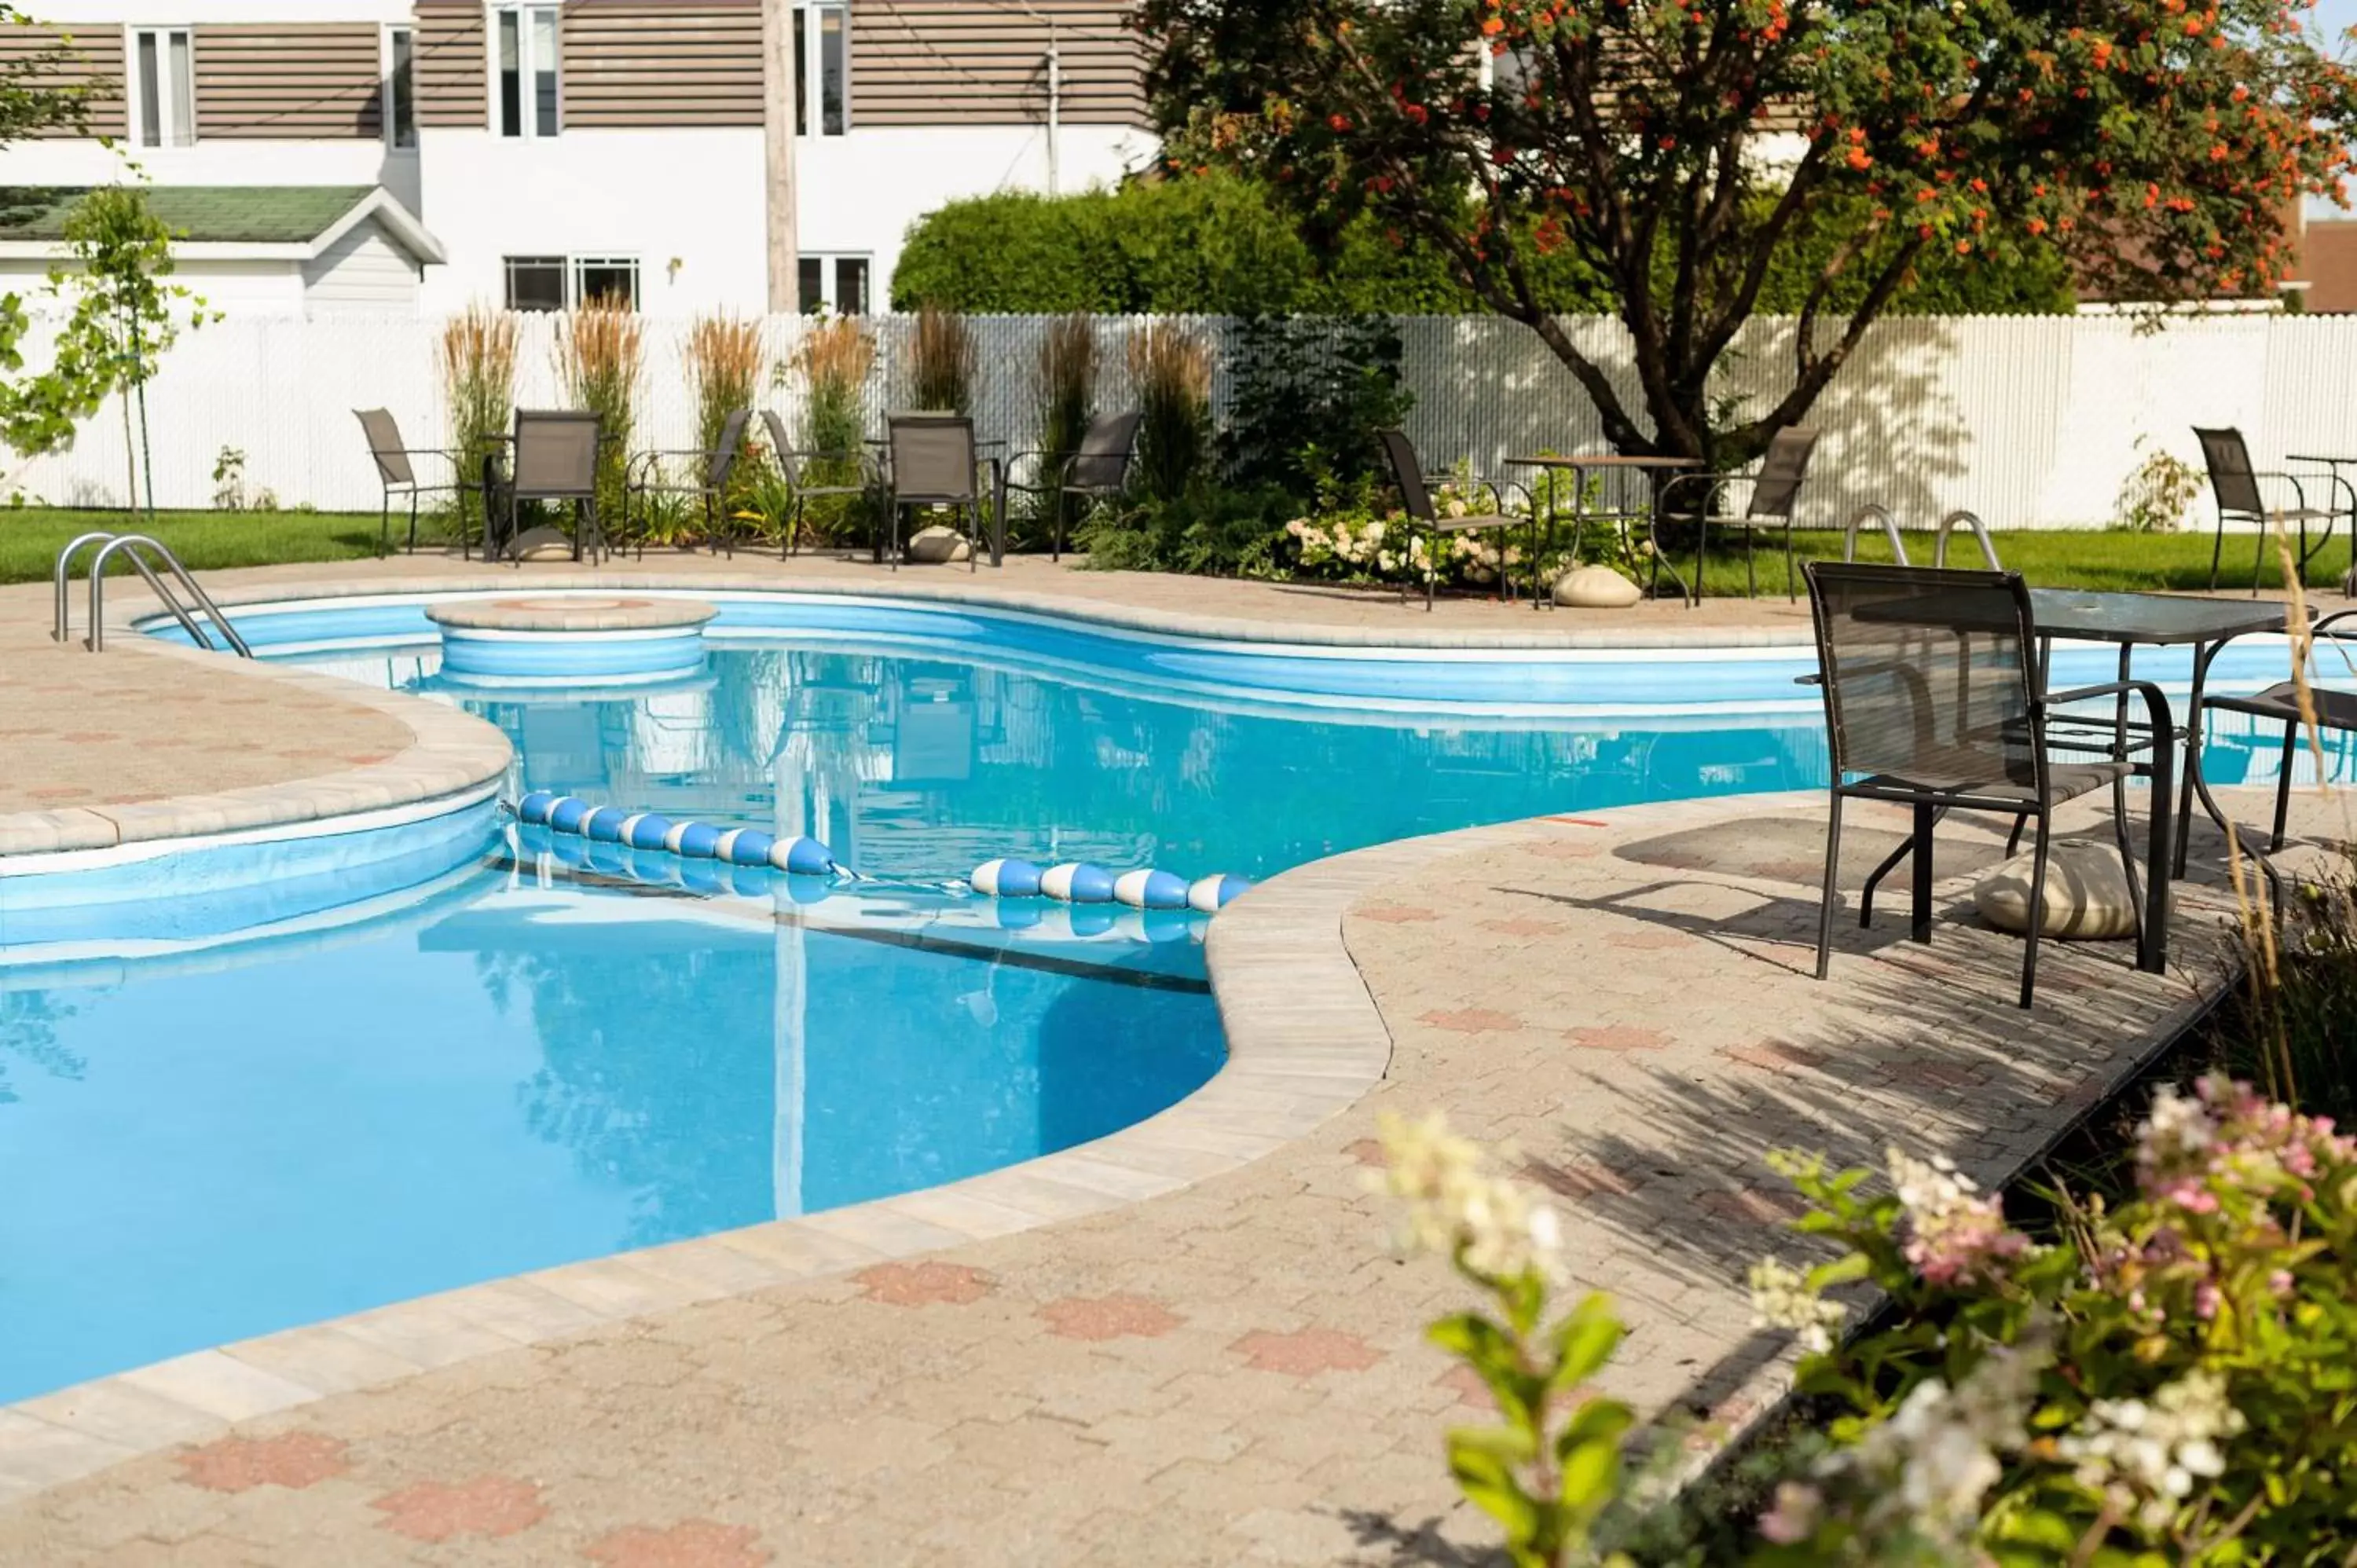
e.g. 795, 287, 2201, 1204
438, 302, 517, 542
1126, 321, 1211, 502
555, 299, 643, 530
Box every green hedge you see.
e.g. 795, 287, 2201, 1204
892, 176, 2075, 317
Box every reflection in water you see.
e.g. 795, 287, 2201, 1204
444, 646, 1833, 886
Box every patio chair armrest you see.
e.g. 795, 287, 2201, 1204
1794, 672, 1823, 687
2247, 470, 2312, 510
1466, 476, 1535, 516
2313, 608, 2357, 639
2040, 680, 2176, 752
2286, 463, 2357, 517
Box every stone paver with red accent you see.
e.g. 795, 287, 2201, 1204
0, 562, 2344, 1566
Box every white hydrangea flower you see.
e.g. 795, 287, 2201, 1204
2057, 1369, 2245, 1533
1747, 1258, 1846, 1354
1369, 1111, 1564, 1283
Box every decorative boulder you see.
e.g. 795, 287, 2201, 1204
1972, 842, 2140, 941
1552, 565, 1644, 609
508, 525, 577, 563
904, 526, 971, 564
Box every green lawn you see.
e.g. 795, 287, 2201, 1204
5, 505, 2346, 600
1677, 526, 2349, 599
0, 507, 392, 586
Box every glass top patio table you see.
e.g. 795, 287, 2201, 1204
1859, 587, 2291, 646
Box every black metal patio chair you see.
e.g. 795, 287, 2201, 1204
479, 409, 603, 564
2182, 608, 2357, 879
623, 408, 752, 559
883, 412, 995, 572
1376, 429, 1531, 610
1804, 561, 2174, 1008
1005, 410, 1142, 561
2193, 427, 2348, 595
1651, 426, 1820, 608
761, 409, 874, 559
354, 408, 468, 557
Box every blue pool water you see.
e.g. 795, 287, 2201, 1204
1, 593, 2347, 1404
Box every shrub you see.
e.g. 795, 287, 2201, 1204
684, 313, 764, 460
2114, 438, 2204, 533
1025, 313, 1099, 549
786, 315, 875, 547
1078, 483, 1288, 576
1126, 321, 1211, 502
555, 301, 643, 533
1752, 1079, 2357, 1562
1221, 313, 1412, 499
907, 305, 975, 413
439, 302, 517, 541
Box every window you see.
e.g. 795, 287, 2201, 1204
794, 1, 845, 137
797, 254, 870, 314
496, 4, 559, 137
504, 255, 566, 312
385, 25, 416, 149
573, 257, 639, 310
132, 27, 194, 148
503, 255, 641, 312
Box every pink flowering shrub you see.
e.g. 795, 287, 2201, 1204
1751, 1075, 2357, 1563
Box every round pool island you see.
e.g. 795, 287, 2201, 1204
425, 595, 718, 686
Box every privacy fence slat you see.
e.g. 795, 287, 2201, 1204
6, 311, 2356, 523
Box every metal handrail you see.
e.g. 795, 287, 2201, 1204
58, 532, 253, 657
53, 530, 117, 640
1842, 504, 1909, 564
1932, 509, 2004, 570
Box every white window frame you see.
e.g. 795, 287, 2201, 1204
794, 0, 848, 137
126, 24, 196, 149
797, 252, 871, 315
382, 23, 416, 151
489, 2, 561, 139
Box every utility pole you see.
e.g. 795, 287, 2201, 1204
761, 0, 800, 313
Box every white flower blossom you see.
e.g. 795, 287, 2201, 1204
1747, 1258, 1846, 1355
1369, 1111, 1564, 1283
2057, 1369, 2245, 1534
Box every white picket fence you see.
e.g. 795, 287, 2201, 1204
7, 310, 2357, 523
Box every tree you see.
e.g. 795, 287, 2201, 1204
0, 5, 104, 478
1142, 0, 2357, 467
42, 185, 213, 522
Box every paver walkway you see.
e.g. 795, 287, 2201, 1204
2, 771, 2341, 1564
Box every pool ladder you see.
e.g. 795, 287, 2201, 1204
53, 532, 253, 657
1842, 505, 2005, 571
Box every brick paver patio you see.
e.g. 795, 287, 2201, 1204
0, 557, 2344, 1564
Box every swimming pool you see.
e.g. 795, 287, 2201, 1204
0, 590, 2338, 1405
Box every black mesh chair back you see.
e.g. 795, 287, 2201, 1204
355, 408, 413, 485
707, 408, 751, 491
761, 409, 800, 482
2194, 426, 2264, 517
1748, 426, 1819, 520
889, 413, 978, 504
1805, 562, 2040, 795
1069, 411, 1142, 493
513, 410, 602, 499
1377, 428, 1435, 523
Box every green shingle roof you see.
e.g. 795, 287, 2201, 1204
0, 185, 375, 244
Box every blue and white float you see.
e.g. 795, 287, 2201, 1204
1113, 868, 1190, 910
1038, 862, 1116, 903
970, 858, 1044, 899
965, 856, 1251, 920
514, 793, 837, 878
1188, 874, 1252, 912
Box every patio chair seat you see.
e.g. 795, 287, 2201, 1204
2201, 679, 2357, 729
1853, 757, 2130, 805
1428, 513, 1518, 533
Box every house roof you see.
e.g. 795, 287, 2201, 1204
0, 185, 445, 263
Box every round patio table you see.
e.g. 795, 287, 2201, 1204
1504, 453, 1699, 609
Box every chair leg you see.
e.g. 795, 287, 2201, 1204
2273, 720, 2300, 850
2004, 811, 2029, 856
2019, 816, 2052, 1009
1692, 518, 1707, 610
1783, 522, 1798, 603
379, 493, 390, 559
2209, 518, 2226, 592
406, 490, 421, 554
1816, 791, 1846, 980
2252, 523, 2269, 599
1745, 528, 1758, 600
1909, 800, 1935, 943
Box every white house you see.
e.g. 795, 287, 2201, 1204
0, 0, 1155, 317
